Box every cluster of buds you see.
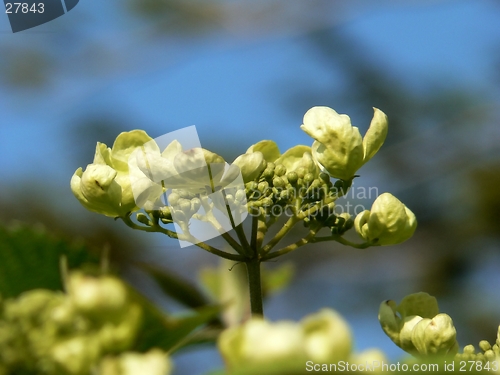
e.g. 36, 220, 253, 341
218, 308, 386, 374
70, 106, 417, 253
455, 325, 500, 364
0, 273, 170, 375
378, 292, 459, 357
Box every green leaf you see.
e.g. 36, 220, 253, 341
261, 263, 294, 297
138, 262, 210, 309
0, 224, 99, 298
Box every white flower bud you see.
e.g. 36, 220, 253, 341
354, 192, 417, 245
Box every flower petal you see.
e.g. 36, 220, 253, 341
362, 108, 388, 164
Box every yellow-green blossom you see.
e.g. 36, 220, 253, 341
70, 130, 152, 218
379, 293, 458, 357
354, 192, 417, 245
301, 106, 388, 180
99, 350, 172, 375
218, 308, 352, 372
232, 151, 267, 183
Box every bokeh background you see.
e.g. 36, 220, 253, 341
1, 0, 500, 373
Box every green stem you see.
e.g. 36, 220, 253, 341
261, 216, 299, 255
262, 224, 321, 261
297, 199, 335, 220
245, 259, 263, 317
234, 223, 252, 257
312, 235, 371, 249
204, 211, 246, 256
256, 211, 267, 249
250, 215, 258, 250
221, 190, 252, 257
121, 215, 245, 262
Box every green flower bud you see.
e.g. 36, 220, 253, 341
274, 164, 286, 177
304, 173, 315, 186
245, 181, 259, 198
335, 212, 353, 234
354, 192, 417, 246
351, 349, 388, 373
159, 206, 172, 220
272, 177, 286, 188
378, 293, 458, 358
286, 172, 298, 185
136, 213, 151, 226
266, 162, 275, 172
301, 107, 387, 180
68, 273, 128, 319
99, 350, 172, 375
71, 130, 152, 218
411, 313, 458, 356
463, 344, 475, 355
479, 340, 491, 352
51, 335, 101, 375
262, 167, 275, 180
218, 318, 305, 370
485, 349, 495, 361
275, 145, 319, 177
319, 172, 330, 183
262, 197, 273, 207
399, 315, 424, 354
246, 140, 281, 163
301, 309, 352, 363
232, 152, 267, 183
258, 181, 269, 194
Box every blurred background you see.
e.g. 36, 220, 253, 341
1, 0, 500, 373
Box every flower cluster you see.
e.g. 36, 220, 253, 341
71, 130, 152, 218
71, 106, 417, 252
0, 272, 170, 375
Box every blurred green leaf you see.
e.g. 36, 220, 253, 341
262, 262, 294, 297
0, 223, 99, 298
138, 262, 210, 309
199, 260, 250, 327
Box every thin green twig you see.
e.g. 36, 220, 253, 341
121, 215, 245, 261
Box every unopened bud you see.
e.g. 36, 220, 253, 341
136, 213, 151, 226
274, 164, 286, 177
286, 172, 298, 185
479, 340, 491, 352
273, 177, 286, 188
258, 181, 269, 194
